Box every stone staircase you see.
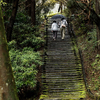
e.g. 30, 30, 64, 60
39, 19, 86, 100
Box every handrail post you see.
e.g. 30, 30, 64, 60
45, 15, 48, 49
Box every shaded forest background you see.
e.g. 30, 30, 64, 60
0, 0, 100, 100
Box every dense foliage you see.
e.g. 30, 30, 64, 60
9, 47, 43, 92
7, 16, 45, 93
66, 0, 100, 96
2, 0, 47, 95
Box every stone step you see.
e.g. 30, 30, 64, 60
42, 77, 83, 80
47, 36, 70, 40
42, 87, 83, 92
43, 89, 83, 93
46, 49, 74, 52
39, 92, 84, 100
42, 77, 83, 82
42, 80, 83, 85
41, 91, 84, 94
42, 82, 83, 87
47, 40, 72, 44
46, 60, 76, 63
45, 62, 77, 65
44, 73, 82, 77
42, 68, 82, 72
47, 32, 69, 35
39, 98, 80, 100
42, 78, 83, 82
47, 44, 73, 48
46, 53, 75, 56
44, 65, 82, 68
47, 40, 72, 43
46, 59, 76, 62
43, 74, 83, 78
47, 38, 72, 42
45, 72, 79, 76
47, 46, 72, 50
45, 64, 78, 68
47, 35, 71, 39
45, 66, 82, 70
44, 70, 82, 74
47, 47, 72, 50
42, 90, 84, 94
44, 75, 83, 79
45, 59, 78, 63
43, 69, 82, 73
42, 83, 83, 89
45, 63, 78, 67
46, 52, 74, 55
42, 83, 82, 88
44, 66, 82, 70
47, 35, 70, 38
44, 65, 80, 69
45, 62, 80, 65
42, 81, 83, 86
45, 67, 82, 70
47, 42, 72, 46
47, 48, 73, 51
42, 74, 83, 78
46, 49, 74, 56
43, 87, 83, 91
45, 69, 82, 73
46, 55, 75, 59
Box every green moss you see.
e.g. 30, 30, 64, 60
39, 94, 49, 99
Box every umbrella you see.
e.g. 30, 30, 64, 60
51, 14, 66, 19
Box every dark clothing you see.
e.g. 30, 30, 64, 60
53, 31, 57, 39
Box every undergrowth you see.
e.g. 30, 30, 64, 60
9, 47, 43, 92
77, 28, 100, 96
8, 14, 45, 94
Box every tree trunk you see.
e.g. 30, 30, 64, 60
25, 0, 31, 16
31, 0, 36, 25
95, 0, 100, 51
6, 0, 19, 41
0, 6, 19, 100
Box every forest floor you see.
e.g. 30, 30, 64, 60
77, 35, 100, 99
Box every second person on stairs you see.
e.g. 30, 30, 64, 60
59, 18, 68, 40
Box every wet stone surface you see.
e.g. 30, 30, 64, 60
39, 19, 86, 100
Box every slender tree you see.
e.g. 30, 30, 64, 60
6, 0, 19, 41
31, 0, 36, 25
95, 0, 100, 51
25, 0, 31, 16
0, 5, 19, 100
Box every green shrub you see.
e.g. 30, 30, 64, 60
12, 23, 34, 40
83, 29, 97, 51
15, 12, 31, 23
20, 35, 44, 50
12, 22, 44, 50
9, 47, 43, 92
91, 54, 100, 70
8, 40, 17, 50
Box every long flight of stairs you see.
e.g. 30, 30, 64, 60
39, 19, 86, 100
